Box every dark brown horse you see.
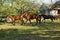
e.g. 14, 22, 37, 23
6, 14, 25, 25
23, 13, 41, 24
41, 14, 56, 22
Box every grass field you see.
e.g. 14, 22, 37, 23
0, 19, 60, 40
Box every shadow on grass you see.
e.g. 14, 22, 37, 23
37, 22, 60, 30
0, 22, 5, 25
21, 22, 60, 30
0, 21, 60, 30
0, 29, 60, 40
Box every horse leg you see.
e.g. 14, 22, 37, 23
12, 21, 15, 25
29, 19, 31, 24
51, 18, 54, 22
36, 19, 38, 24
20, 19, 24, 25
38, 17, 41, 24
11, 18, 15, 25
43, 19, 45, 23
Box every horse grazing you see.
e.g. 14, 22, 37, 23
41, 14, 55, 22
23, 13, 41, 24
6, 14, 25, 25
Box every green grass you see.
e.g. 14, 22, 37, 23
0, 29, 60, 40
0, 19, 60, 40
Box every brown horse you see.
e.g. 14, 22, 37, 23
6, 14, 25, 25
41, 14, 56, 22
23, 13, 41, 24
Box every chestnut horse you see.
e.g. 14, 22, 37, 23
6, 14, 25, 25
23, 13, 41, 24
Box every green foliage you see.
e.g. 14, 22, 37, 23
0, 0, 40, 16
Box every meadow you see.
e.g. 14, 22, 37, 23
0, 19, 60, 40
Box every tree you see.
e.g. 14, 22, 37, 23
52, 1, 60, 8
0, 0, 40, 16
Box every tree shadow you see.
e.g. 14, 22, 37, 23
21, 22, 60, 31
37, 22, 60, 30
0, 29, 60, 40
0, 22, 4, 25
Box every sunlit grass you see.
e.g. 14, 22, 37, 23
0, 19, 60, 40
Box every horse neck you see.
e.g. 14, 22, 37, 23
19, 13, 25, 17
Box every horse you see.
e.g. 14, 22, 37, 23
41, 14, 56, 22
23, 13, 41, 24
6, 14, 25, 25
